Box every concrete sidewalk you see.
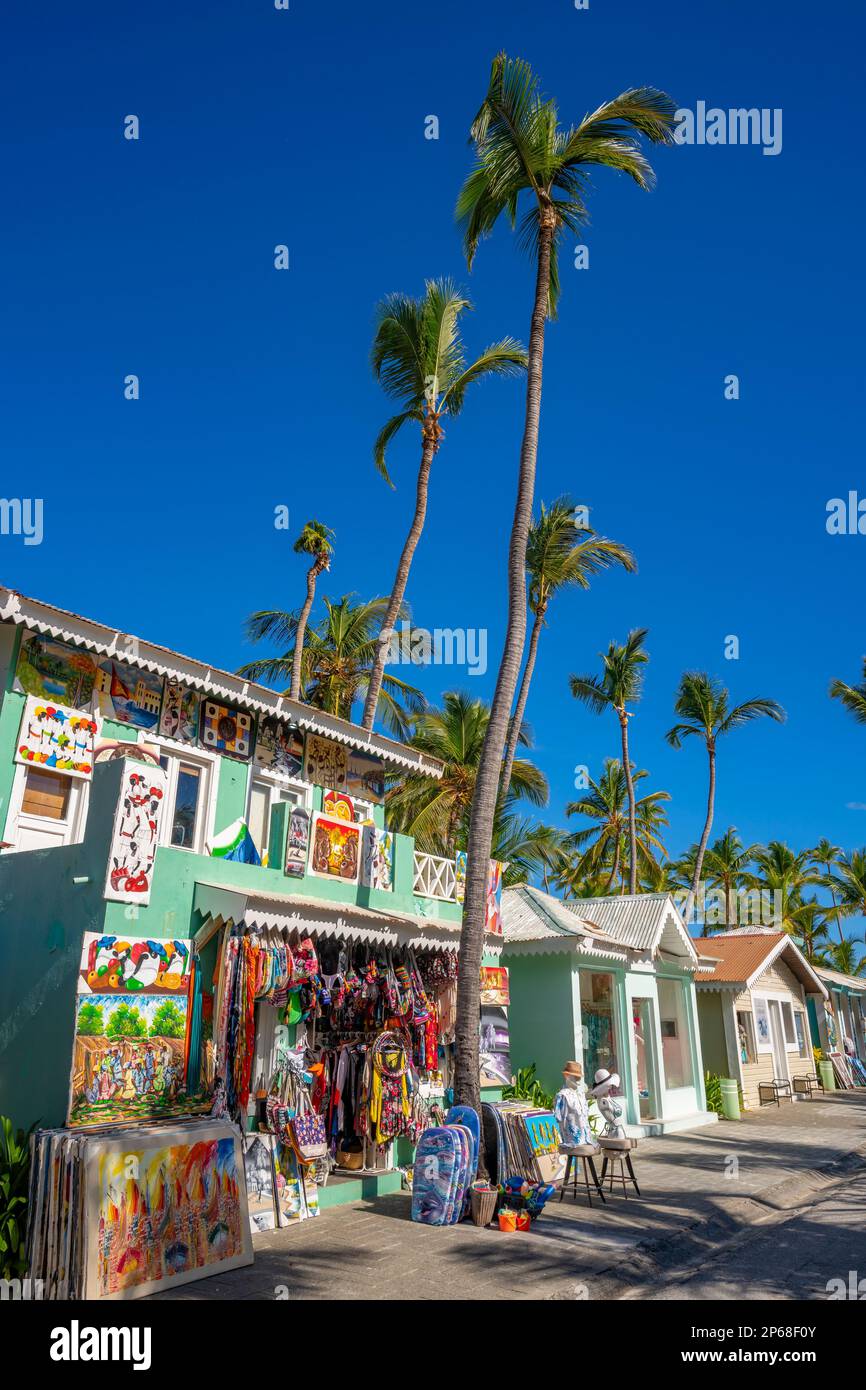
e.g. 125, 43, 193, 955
151, 1090, 866, 1301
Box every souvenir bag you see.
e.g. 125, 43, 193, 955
289, 1090, 329, 1161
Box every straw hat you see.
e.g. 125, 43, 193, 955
562, 1060, 583, 1079
590, 1068, 621, 1097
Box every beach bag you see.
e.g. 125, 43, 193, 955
289, 1091, 328, 1161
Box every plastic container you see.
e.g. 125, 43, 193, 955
720, 1077, 740, 1120
819, 1059, 836, 1092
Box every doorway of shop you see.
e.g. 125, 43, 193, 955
632, 997, 660, 1122
768, 999, 790, 1081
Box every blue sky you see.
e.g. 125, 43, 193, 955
3, 1, 865, 927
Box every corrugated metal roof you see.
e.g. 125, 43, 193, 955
815, 965, 866, 993
560, 892, 697, 960
502, 885, 597, 942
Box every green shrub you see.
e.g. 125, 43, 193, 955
0, 1116, 33, 1280
705, 1071, 723, 1115
502, 1064, 555, 1111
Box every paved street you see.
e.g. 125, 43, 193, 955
150, 1090, 866, 1301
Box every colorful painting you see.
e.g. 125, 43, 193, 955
754, 996, 771, 1047
485, 859, 503, 936
243, 1134, 279, 1233
83, 1121, 253, 1299
159, 679, 199, 742
95, 658, 164, 731
309, 811, 361, 884
199, 699, 254, 759
454, 851, 467, 904
104, 762, 168, 904
13, 630, 98, 708
284, 804, 310, 878
275, 1142, 320, 1225
480, 965, 510, 1007
480, 1005, 511, 1087
303, 733, 348, 792
255, 715, 304, 777
362, 824, 394, 891
15, 694, 99, 780
346, 748, 385, 804
322, 788, 355, 820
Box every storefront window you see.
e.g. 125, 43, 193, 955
579, 971, 620, 1090
781, 1001, 796, 1046
794, 1011, 809, 1058
737, 1011, 757, 1064
657, 977, 693, 1089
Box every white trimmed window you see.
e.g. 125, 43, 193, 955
247, 774, 310, 865
2, 764, 88, 851
156, 746, 215, 854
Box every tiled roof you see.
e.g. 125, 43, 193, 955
693, 931, 827, 995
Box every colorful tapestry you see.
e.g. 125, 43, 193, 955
362, 824, 394, 891
480, 966, 510, 1007
255, 715, 304, 777
243, 1134, 279, 1233
346, 748, 385, 803
15, 694, 99, 780
485, 859, 503, 936
303, 733, 348, 791
14, 631, 98, 708
159, 679, 199, 742
83, 1121, 252, 1299
284, 805, 311, 878
454, 851, 467, 904
69, 932, 195, 1129
199, 699, 254, 759
309, 811, 361, 884
95, 658, 164, 731
104, 762, 167, 904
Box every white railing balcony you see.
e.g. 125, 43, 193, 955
413, 850, 456, 902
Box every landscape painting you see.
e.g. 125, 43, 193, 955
95, 657, 164, 731
14, 631, 98, 708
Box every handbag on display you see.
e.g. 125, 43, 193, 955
289, 1090, 329, 1161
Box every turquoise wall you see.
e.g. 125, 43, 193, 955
504, 951, 578, 1096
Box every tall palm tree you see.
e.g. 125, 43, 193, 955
665, 673, 785, 926
809, 838, 844, 943
452, 55, 675, 1119
570, 628, 650, 893
386, 690, 547, 855
829, 849, 866, 923
360, 280, 526, 731
791, 898, 833, 964
700, 828, 758, 935
491, 816, 567, 891
286, 521, 334, 701
240, 594, 424, 738
497, 497, 635, 811
747, 841, 819, 934
558, 759, 669, 896
819, 936, 866, 978
829, 659, 866, 724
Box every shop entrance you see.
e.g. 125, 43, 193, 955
632, 996, 660, 1121
768, 999, 789, 1080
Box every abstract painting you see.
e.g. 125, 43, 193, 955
14, 630, 98, 708
346, 748, 385, 803
309, 811, 361, 884
95, 658, 164, 731
15, 694, 99, 780
362, 824, 394, 891
104, 762, 168, 905
284, 804, 310, 878
255, 715, 304, 777
159, 679, 199, 742
243, 1134, 279, 1233
82, 1121, 253, 1299
303, 733, 348, 792
199, 699, 254, 760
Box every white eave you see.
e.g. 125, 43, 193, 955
0, 586, 443, 779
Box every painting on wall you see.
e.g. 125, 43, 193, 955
284, 805, 311, 879
199, 699, 254, 760
309, 811, 361, 884
303, 734, 348, 792
275, 1142, 320, 1225
480, 1005, 511, 1087
243, 1133, 279, 1233
485, 859, 504, 936
454, 851, 467, 904
753, 996, 771, 1047
104, 762, 168, 905
255, 715, 304, 777
346, 749, 385, 804
13, 631, 98, 708
15, 694, 99, 780
362, 824, 394, 891
68, 931, 196, 1128
480, 966, 510, 1007
95, 658, 164, 731
159, 679, 199, 743
82, 1121, 253, 1299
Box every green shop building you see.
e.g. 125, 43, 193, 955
501, 886, 715, 1135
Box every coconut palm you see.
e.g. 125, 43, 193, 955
700, 828, 759, 935
360, 280, 526, 731
665, 673, 785, 926
819, 936, 866, 977
492, 816, 567, 891
747, 841, 819, 934
829, 659, 866, 725
791, 898, 834, 964
452, 55, 675, 1119
239, 594, 424, 738
569, 629, 650, 893
284, 521, 335, 701
386, 690, 547, 855
829, 849, 866, 923
558, 759, 669, 896
809, 838, 844, 943
497, 497, 635, 811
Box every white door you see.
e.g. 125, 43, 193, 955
768, 999, 789, 1081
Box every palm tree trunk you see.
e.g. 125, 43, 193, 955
361, 426, 436, 731
497, 606, 544, 812
290, 561, 320, 701
453, 217, 554, 1133
604, 839, 621, 894
620, 715, 638, 894
685, 742, 716, 928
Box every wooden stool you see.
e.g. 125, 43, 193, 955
558, 1143, 606, 1206
598, 1137, 640, 1198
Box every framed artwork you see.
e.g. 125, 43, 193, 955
255, 715, 304, 777
243, 1133, 279, 1233
95, 658, 164, 731
13, 631, 98, 709
485, 859, 503, 936
346, 748, 385, 804
284, 804, 311, 878
479, 966, 510, 1007
753, 996, 772, 1049
362, 824, 394, 891
480, 1005, 511, 1087
15, 694, 99, 780
309, 811, 361, 884
159, 679, 199, 743
82, 1120, 253, 1299
454, 851, 467, 904
303, 734, 348, 791
104, 762, 167, 904
199, 699, 254, 759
